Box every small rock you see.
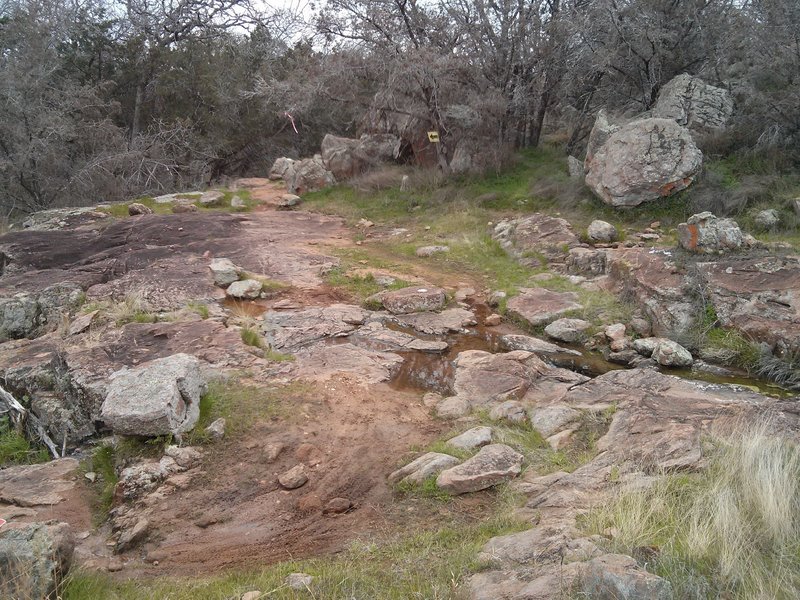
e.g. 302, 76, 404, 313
230, 196, 246, 209
84, 471, 97, 483
323, 497, 352, 514
632, 337, 661, 357
581, 553, 672, 599
227, 279, 262, 299
358, 219, 374, 228
544, 318, 592, 343
530, 405, 581, 437
204, 418, 225, 441
488, 400, 528, 423
264, 443, 285, 462
484, 313, 502, 326
241, 592, 262, 600
416, 245, 450, 257
754, 208, 780, 230
194, 514, 219, 528
209, 258, 240, 287
172, 203, 198, 213
278, 465, 308, 489
435, 396, 471, 419
116, 518, 149, 552
68, 310, 98, 336
488, 291, 507, 307
286, 573, 313, 590
446, 426, 493, 450
436, 444, 523, 494
652, 339, 693, 367
629, 318, 651, 337
128, 202, 153, 216
604, 323, 626, 342
279, 194, 301, 208
388, 452, 461, 485
454, 287, 476, 302
107, 557, 124, 572
677, 212, 743, 254
587, 220, 618, 243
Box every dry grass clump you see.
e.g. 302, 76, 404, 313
583, 426, 800, 598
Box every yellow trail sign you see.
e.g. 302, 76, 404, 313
427, 131, 440, 143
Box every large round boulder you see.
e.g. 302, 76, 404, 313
585, 117, 702, 208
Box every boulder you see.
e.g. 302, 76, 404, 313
0, 521, 74, 600
501, 334, 581, 357
632, 337, 662, 357
226, 279, 262, 299
388, 452, 461, 485
506, 288, 584, 328
208, 258, 239, 287
544, 318, 592, 343
100, 354, 205, 436
677, 212, 744, 253
446, 426, 493, 451
754, 208, 780, 230
198, 191, 224, 207
323, 497, 352, 514
567, 247, 607, 277
488, 400, 528, 423
436, 444, 523, 494
0, 293, 39, 339
128, 202, 153, 216
268, 157, 295, 181
376, 286, 446, 314
530, 405, 581, 438
653, 73, 733, 131
651, 339, 693, 367
585, 109, 620, 164
287, 156, 335, 194
172, 203, 198, 213
585, 117, 702, 207
320, 133, 401, 180
393, 307, 476, 335
587, 220, 618, 243
262, 304, 370, 349
435, 396, 471, 418
0, 459, 80, 507
279, 194, 301, 208
204, 418, 226, 440
581, 554, 673, 599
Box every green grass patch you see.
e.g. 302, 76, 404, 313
263, 348, 295, 362
0, 420, 50, 467
240, 326, 264, 349
186, 301, 210, 319
83, 444, 119, 522
324, 267, 412, 304
239, 272, 289, 294
580, 429, 800, 599
63, 505, 527, 599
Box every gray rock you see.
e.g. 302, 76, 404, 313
652, 339, 693, 367
435, 396, 471, 419
488, 400, 528, 423
128, 202, 153, 216
446, 426, 493, 451
488, 291, 507, 307
204, 418, 226, 440
544, 318, 592, 343
286, 572, 314, 590
288, 156, 335, 194
68, 310, 98, 336
376, 286, 447, 314
677, 212, 743, 253
100, 354, 205, 436
351, 321, 448, 353
587, 220, 618, 243
269, 157, 295, 181
262, 304, 370, 350
501, 334, 581, 357
530, 405, 581, 437
0, 293, 39, 339
388, 452, 461, 485
226, 279, 262, 299
415, 245, 450, 257
568, 155, 584, 179
567, 247, 607, 277
230, 196, 246, 209
0, 459, 80, 507
279, 194, 301, 208
209, 258, 240, 287
632, 337, 663, 357
581, 553, 673, 599
278, 465, 308, 489
116, 517, 149, 552
585, 117, 702, 207
0, 521, 74, 600
393, 307, 475, 335
321, 133, 400, 180
198, 191, 224, 206
754, 208, 780, 230
653, 73, 733, 131
436, 444, 523, 494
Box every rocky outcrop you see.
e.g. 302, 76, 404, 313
653, 73, 733, 131
372, 286, 446, 314
0, 283, 84, 340
268, 157, 295, 181
446, 426, 493, 450
544, 318, 591, 343
100, 354, 206, 436
320, 133, 401, 180
0, 521, 74, 600
0, 459, 80, 507
582, 553, 673, 599
262, 304, 370, 350
677, 212, 745, 253
587, 220, 618, 243
585, 117, 702, 207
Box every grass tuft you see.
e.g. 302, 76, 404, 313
581, 427, 800, 599
0, 420, 50, 467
